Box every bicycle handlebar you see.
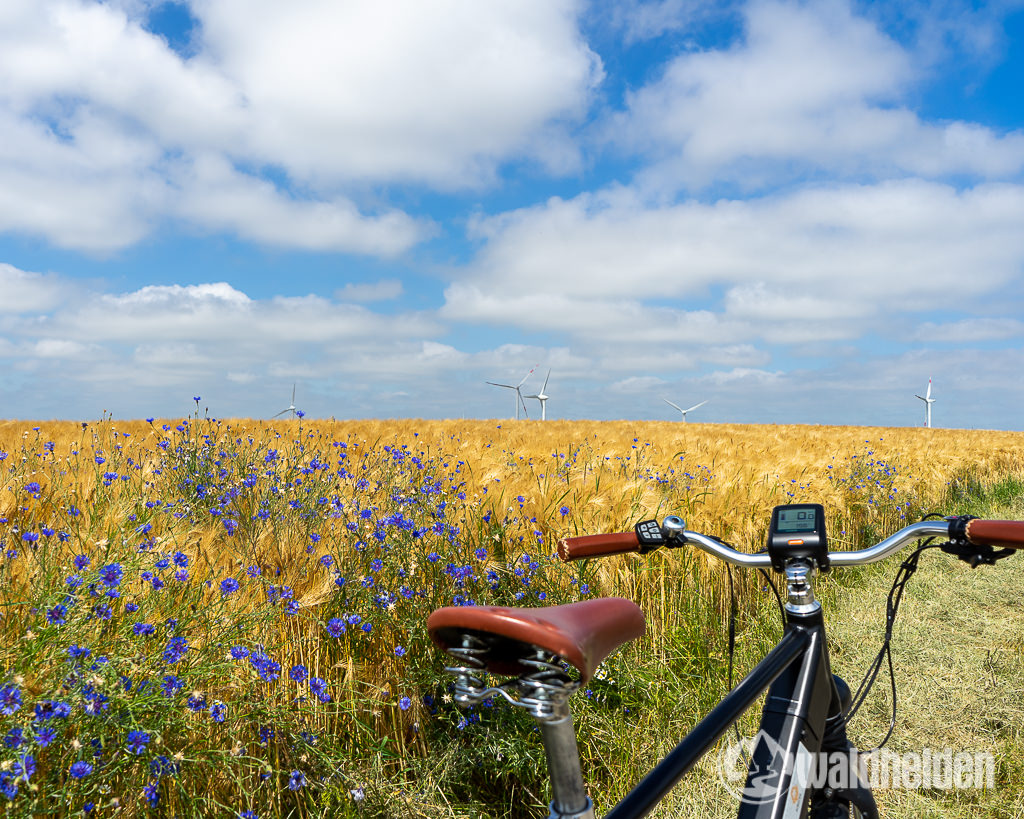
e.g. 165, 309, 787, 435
558, 518, 1024, 568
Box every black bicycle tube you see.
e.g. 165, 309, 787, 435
736, 623, 832, 819
603, 627, 811, 819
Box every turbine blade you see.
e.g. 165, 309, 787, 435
517, 366, 537, 388
684, 400, 707, 413
926, 378, 932, 400
541, 369, 551, 391
663, 399, 683, 412
487, 381, 515, 389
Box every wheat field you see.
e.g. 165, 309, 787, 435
1, 416, 1022, 817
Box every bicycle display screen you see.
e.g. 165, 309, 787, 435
767, 503, 829, 571
775, 507, 819, 534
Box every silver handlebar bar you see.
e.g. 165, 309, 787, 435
681, 520, 953, 569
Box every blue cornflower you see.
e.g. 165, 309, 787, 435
230, 645, 249, 660
161, 675, 183, 697
361, 622, 372, 634
150, 755, 179, 778
319, 554, 333, 568
289, 665, 308, 683
474, 547, 487, 560
172, 551, 188, 568
163, 636, 188, 664
249, 651, 280, 682
370, 558, 383, 573
326, 618, 346, 638
144, 781, 159, 807
187, 694, 207, 712
73, 554, 90, 570
22, 532, 39, 545
308, 677, 330, 702
66, 574, 83, 589
13, 753, 36, 783
126, 730, 150, 755
46, 604, 69, 625
69, 760, 93, 779
133, 622, 156, 637
288, 770, 306, 791
394, 645, 406, 658
220, 577, 240, 596
0, 684, 22, 716
98, 563, 123, 587
34, 725, 58, 747
559, 505, 570, 516
427, 552, 440, 563
238, 812, 257, 819
4, 727, 23, 749
210, 701, 227, 723
399, 696, 412, 711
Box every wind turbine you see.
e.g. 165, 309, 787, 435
487, 367, 534, 420
663, 398, 707, 422
524, 369, 551, 421
915, 378, 935, 428
273, 384, 298, 418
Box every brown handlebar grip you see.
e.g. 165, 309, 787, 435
964, 519, 1024, 549
557, 532, 640, 561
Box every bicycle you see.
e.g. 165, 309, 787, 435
427, 505, 1024, 818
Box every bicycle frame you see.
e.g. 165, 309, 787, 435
604, 605, 865, 819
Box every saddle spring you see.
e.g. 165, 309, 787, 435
443, 634, 581, 722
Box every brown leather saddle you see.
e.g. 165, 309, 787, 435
428, 597, 645, 683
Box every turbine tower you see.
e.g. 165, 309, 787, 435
663, 398, 707, 422
487, 367, 534, 420
915, 378, 935, 428
524, 369, 551, 421
273, 384, 298, 418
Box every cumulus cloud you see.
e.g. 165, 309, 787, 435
0, 263, 69, 313
449, 180, 1024, 352
0, 0, 599, 253
611, 0, 1024, 190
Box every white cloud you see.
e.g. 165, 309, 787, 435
913, 318, 1024, 343
612, 0, 1024, 189
450, 180, 1024, 350
193, 0, 601, 186
0, 263, 68, 313
609, 375, 668, 393
0, 0, 599, 253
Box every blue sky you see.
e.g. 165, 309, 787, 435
2, 0, 1023, 428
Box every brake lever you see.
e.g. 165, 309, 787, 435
939, 540, 1017, 567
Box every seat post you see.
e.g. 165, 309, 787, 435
538, 710, 595, 819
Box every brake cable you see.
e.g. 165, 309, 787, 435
844, 539, 941, 751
